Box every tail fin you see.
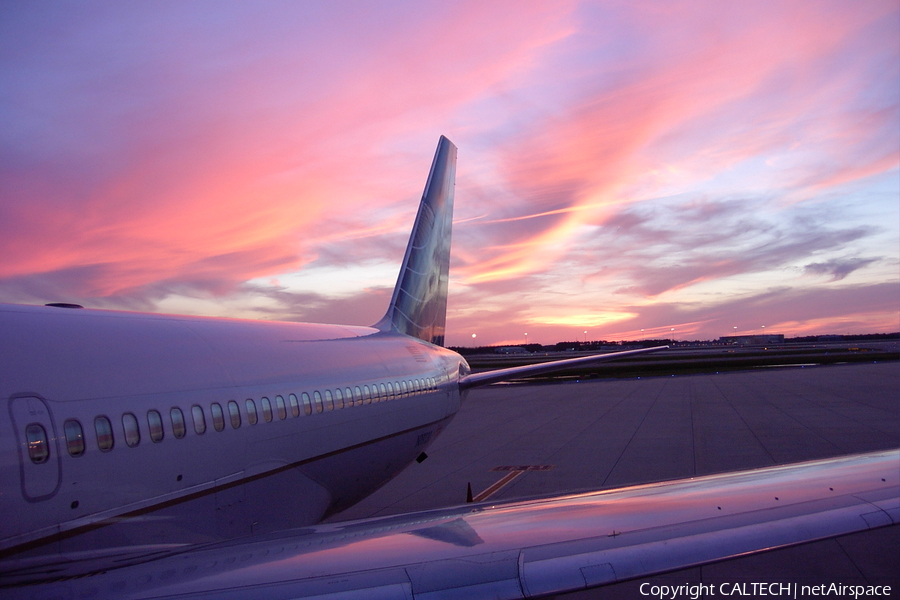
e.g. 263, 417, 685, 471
375, 136, 457, 346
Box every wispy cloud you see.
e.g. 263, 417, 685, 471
803, 258, 879, 282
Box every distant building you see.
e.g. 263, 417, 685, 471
719, 334, 785, 345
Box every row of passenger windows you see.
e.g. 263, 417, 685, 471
24, 377, 441, 464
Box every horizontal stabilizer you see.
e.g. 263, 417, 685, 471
459, 345, 668, 389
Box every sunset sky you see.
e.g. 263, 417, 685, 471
1, 1, 898, 346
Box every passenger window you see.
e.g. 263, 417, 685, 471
313, 391, 324, 413
345, 388, 353, 407
64, 419, 85, 457
123, 413, 140, 447
211, 403, 225, 432
386, 382, 394, 399
301, 392, 312, 416
261, 397, 273, 422
415, 379, 422, 393
245, 399, 258, 425
228, 401, 241, 428
379, 383, 387, 401
334, 387, 343, 409
354, 386, 362, 406
324, 390, 334, 411
191, 405, 206, 434
289, 393, 300, 417
95, 416, 114, 451
170, 408, 186, 439
362, 385, 371, 404
25, 423, 50, 463
147, 410, 164, 443
401, 380, 408, 396
275, 395, 287, 420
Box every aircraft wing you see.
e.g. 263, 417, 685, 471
21, 449, 898, 599
459, 345, 668, 389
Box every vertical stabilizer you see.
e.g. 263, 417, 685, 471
376, 136, 457, 346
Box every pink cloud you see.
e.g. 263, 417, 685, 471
454, 1, 897, 287
0, 1, 577, 305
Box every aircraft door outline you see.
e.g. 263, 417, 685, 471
9, 394, 62, 501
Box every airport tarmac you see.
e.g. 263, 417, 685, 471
328, 361, 899, 598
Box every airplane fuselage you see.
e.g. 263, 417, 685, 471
0, 302, 468, 560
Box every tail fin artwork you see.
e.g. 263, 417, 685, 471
376, 136, 457, 346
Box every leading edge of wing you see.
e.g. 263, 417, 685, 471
458, 345, 669, 390
22, 449, 898, 599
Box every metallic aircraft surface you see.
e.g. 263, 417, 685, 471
0, 137, 896, 599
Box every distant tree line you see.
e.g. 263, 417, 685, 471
449, 339, 672, 356
786, 332, 898, 342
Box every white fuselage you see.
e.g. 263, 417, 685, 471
0, 303, 467, 561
